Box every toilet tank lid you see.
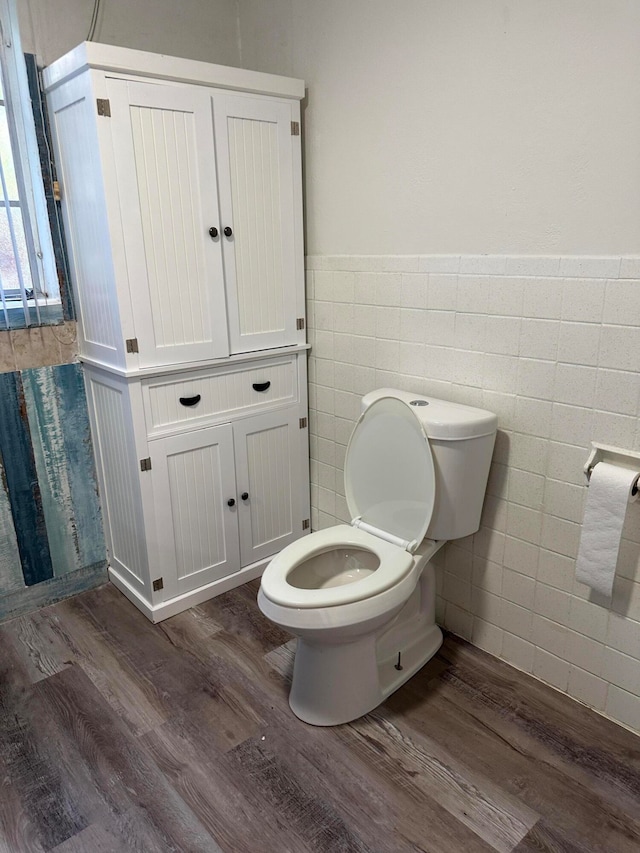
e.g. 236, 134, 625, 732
362, 389, 498, 441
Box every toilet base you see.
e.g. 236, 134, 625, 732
289, 623, 443, 726
287, 563, 443, 726
289, 634, 382, 726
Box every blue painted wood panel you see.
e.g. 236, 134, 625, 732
51, 364, 104, 569
0, 562, 107, 623
0, 371, 54, 586
0, 454, 23, 592
0, 363, 106, 618
22, 364, 105, 577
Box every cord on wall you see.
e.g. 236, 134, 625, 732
87, 0, 102, 42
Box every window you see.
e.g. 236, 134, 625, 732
0, 0, 62, 329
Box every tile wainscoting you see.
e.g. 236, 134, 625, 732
305, 253, 640, 734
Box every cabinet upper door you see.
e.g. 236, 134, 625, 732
213, 95, 300, 354
107, 79, 230, 368
234, 408, 303, 567
151, 424, 240, 598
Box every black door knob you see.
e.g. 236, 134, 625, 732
208, 226, 218, 239
241, 492, 249, 501
227, 498, 235, 507
223, 226, 233, 237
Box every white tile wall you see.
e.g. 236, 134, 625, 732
306, 253, 640, 736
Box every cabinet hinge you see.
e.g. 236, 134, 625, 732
296, 317, 305, 331
299, 417, 307, 429
96, 98, 111, 117
152, 577, 164, 591
52, 180, 62, 202
140, 457, 152, 472
126, 337, 139, 353
302, 518, 310, 530
291, 120, 300, 136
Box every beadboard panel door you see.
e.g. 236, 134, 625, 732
214, 95, 299, 354
234, 408, 302, 567
107, 78, 230, 368
151, 424, 240, 598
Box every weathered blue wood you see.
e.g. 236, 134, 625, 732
0, 304, 63, 331
0, 454, 24, 592
53, 364, 105, 570
22, 367, 75, 577
0, 561, 107, 623
21, 365, 105, 577
0, 371, 54, 586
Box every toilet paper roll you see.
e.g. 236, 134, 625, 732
575, 462, 640, 598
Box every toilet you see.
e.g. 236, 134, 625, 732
258, 389, 497, 726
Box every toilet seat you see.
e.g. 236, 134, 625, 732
260, 525, 414, 609
261, 396, 438, 612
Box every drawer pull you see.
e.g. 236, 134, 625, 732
179, 394, 201, 407
252, 381, 271, 393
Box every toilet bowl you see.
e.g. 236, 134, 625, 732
258, 389, 497, 726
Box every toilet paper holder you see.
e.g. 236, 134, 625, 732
584, 442, 640, 496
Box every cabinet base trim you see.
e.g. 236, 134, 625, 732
108, 559, 269, 623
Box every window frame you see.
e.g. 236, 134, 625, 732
0, 0, 59, 326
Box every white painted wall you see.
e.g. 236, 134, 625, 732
238, 0, 640, 256
18, 0, 240, 68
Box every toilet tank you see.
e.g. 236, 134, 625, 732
361, 389, 498, 541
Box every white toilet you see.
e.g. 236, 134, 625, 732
258, 389, 497, 726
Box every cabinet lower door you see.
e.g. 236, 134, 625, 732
213, 95, 300, 354
151, 425, 240, 597
234, 409, 303, 567
107, 78, 230, 367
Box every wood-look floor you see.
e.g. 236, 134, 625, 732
1, 581, 640, 852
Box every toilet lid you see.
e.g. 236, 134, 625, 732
345, 396, 436, 550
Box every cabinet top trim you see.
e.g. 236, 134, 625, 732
43, 42, 305, 100
80, 344, 311, 380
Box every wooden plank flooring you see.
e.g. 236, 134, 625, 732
1, 580, 640, 852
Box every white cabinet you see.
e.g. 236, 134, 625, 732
151, 407, 304, 602
45, 44, 311, 622
44, 43, 307, 372
84, 357, 310, 622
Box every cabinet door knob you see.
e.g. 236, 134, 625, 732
252, 381, 271, 392
208, 226, 218, 239
241, 492, 249, 501
223, 226, 233, 237
179, 394, 201, 407
227, 498, 236, 507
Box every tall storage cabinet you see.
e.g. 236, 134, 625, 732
44, 43, 310, 621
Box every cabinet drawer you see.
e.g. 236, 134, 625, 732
142, 358, 297, 436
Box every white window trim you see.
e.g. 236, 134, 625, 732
0, 0, 59, 325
